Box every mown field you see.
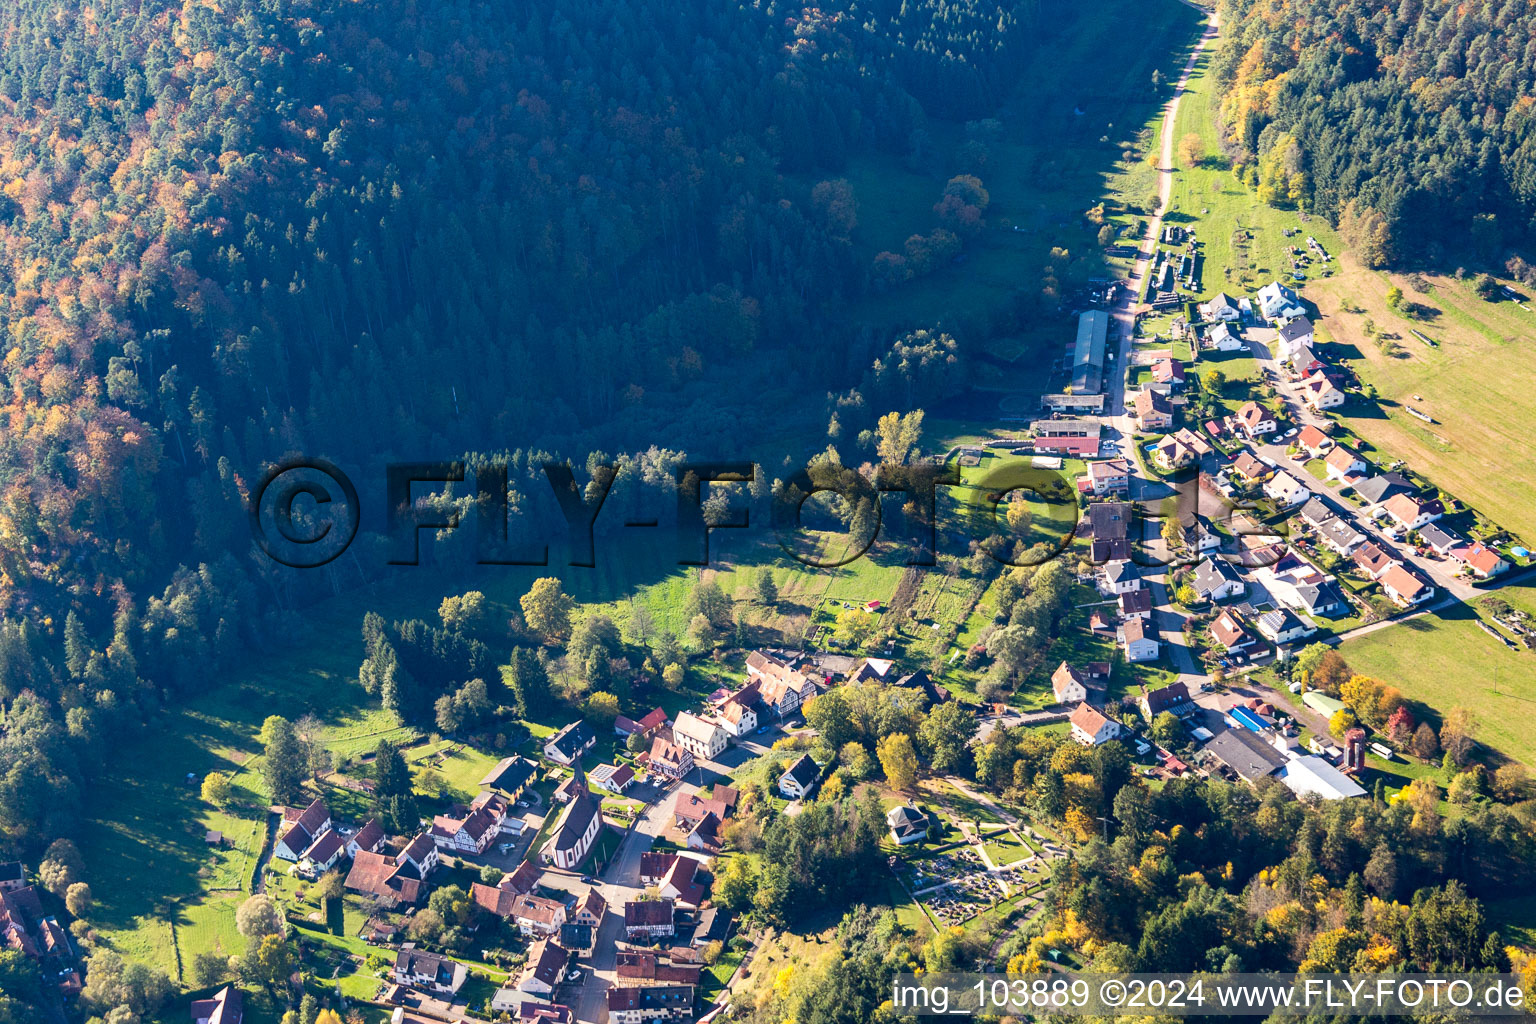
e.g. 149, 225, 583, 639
1340, 582, 1536, 766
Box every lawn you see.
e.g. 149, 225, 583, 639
1340, 581, 1536, 765
980, 832, 1032, 867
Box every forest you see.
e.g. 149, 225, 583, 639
1212, 0, 1536, 267
0, 0, 1082, 854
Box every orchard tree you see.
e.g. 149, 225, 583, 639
201, 771, 233, 807
235, 894, 285, 939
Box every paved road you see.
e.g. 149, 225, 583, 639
1103, 7, 1219, 687
538, 792, 673, 1024
1105, 7, 1220, 440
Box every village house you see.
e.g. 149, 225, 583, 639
616, 951, 703, 987
1258, 555, 1350, 619
1324, 446, 1368, 482
0, 862, 24, 894
1207, 321, 1243, 351
670, 712, 728, 761
607, 985, 696, 1024
575, 888, 607, 928
645, 737, 695, 781
1118, 617, 1159, 662
1210, 609, 1260, 655
1258, 280, 1306, 321
516, 939, 570, 997
658, 857, 708, 908
1297, 423, 1333, 456
543, 721, 597, 766
685, 813, 724, 855
501, 893, 570, 937
848, 657, 895, 684
1141, 682, 1196, 721
672, 786, 737, 833
745, 650, 819, 716
431, 790, 512, 856
191, 986, 243, 1024
299, 828, 348, 875
1301, 371, 1346, 410
1351, 471, 1414, 507
1152, 357, 1187, 389
394, 947, 468, 996
1050, 661, 1107, 705
1082, 457, 1132, 497
1119, 588, 1153, 620
1231, 451, 1271, 483
1277, 315, 1315, 359
1383, 493, 1446, 532
589, 763, 636, 795
624, 899, 677, 941
1152, 434, 1196, 471
1316, 517, 1367, 556
1133, 389, 1174, 431
479, 755, 539, 802
345, 820, 386, 859
1203, 292, 1241, 322
1033, 415, 1103, 456
0, 882, 76, 992
1264, 470, 1310, 507
615, 708, 670, 740
1069, 704, 1123, 746
1192, 556, 1245, 602
1458, 542, 1510, 579
1258, 608, 1313, 645
1352, 542, 1400, 580
1417, 522, 1463, 556
1087, 501, 1134, 562
778, 754, 820, 800
1104, 560, 1142, 594
1172, 427, 1213, 457
273, 798, 332, 862
639, 852, 680, 886
345, 840, 436, 907
1380, 564, 1434, 607
1235, 402, 1278, 438
1297, 496, 1334, 530
716, 695, 758, 738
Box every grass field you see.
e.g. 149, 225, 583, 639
1306, 263, 1536, 543
1340, 582, 1536, 765
1165, 55, 1346, 301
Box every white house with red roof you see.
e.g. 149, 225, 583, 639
1069, 704, 1122, 746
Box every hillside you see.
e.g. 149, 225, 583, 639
1212, 0, 1536, 267
0, 0, 1086, 847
